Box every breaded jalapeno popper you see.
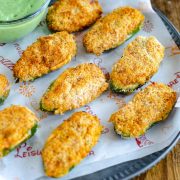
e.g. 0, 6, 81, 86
0, 105, 39, 158
83, 6, 144, 55
42, 111, 102, 178
110, 36, 165, 94
47, 0, 102, 33
40, 63, 108, 114
109, 83, 177, 138
13, 31, 77, 82
0, 74, 10, 105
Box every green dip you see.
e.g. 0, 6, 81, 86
0, 0, 46, 21
0, 0, 49, 43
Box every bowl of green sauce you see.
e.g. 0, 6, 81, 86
0, 0, 51, 43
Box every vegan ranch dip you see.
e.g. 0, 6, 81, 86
0, 0, 48, 43
0, 0, 46, 21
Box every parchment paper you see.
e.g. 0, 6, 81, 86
0, 0, 179, 180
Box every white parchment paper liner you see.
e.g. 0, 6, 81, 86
0, 0, 179, 180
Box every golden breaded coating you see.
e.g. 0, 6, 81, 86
13, 31, 77, 82
110, 36, 165, 94
109, 83, 177, 138
42, 111, 102, 178
0, 105, 39, 158
83, 6, 144, 55
40, 63, 108, 114
47, 0, 102, 33
0, 74, 10, 105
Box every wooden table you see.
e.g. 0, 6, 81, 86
135, 0, 180, 179
151, 0, 180, 31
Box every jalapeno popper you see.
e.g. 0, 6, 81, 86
83, 6, 144, 55
47, 0, 102, 33
13, 31, 77, 82
0, 74, 10, 105
109, 83, 177, 138
40, 63, 108, 114
0, 105, 39, 158
110, 36, 165, 94
42, 111, 102, 178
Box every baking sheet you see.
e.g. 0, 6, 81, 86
0, 0, 180, 180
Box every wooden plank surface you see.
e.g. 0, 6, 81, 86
135, 0, 180, 179
151, 0, 180, 31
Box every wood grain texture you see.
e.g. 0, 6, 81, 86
135, 0, 180, 179
151, 0, 180, 30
